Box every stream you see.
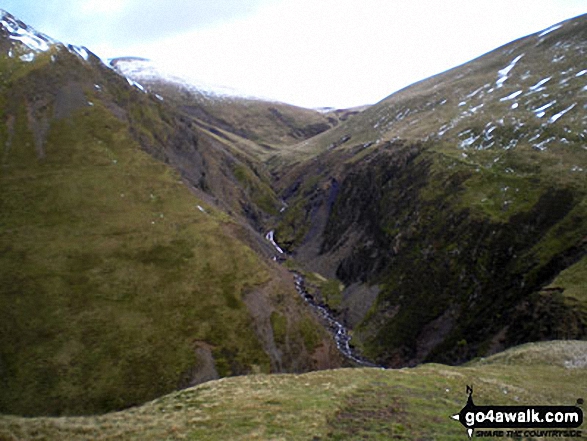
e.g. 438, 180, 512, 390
266, 230, 381, 367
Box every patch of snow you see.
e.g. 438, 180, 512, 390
458, 101, 467, 107
496, 55, 524, 88
576, 70, 587, 77
533, 136, 556, 151
466, 86, 485, 99
528, 77, 552, 92
468, 104, 484, 113
533, 100, 556, 117
0, 11, 55, 52
126, 77, 146, 93
511, 102, 519, 109
197, 205, 206, 213
437, 124, 453, 137
19, 52, 35, 62
9, 32, 50, 52
68, 44, 89, 61
552, 54, 565, 63
503, 138, 518, 150
549, 103, 576, 123
111, 57, 270, 102
500, 90, 523, 101
538, 23, 563, 37
460, 134, 480, 149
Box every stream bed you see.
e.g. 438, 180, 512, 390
266, 230, 381, 367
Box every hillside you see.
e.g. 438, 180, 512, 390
0, 340, 585, 440
0, 10, 341, 416
110, 57, 350, 163
1, 6, 586, 430
271, 14, 587, 366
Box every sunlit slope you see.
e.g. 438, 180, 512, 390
0, 15, 339, 416
271, 15, 587, 367
0, 340, 584, 440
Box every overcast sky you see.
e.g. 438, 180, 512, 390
2, 0, 586, 108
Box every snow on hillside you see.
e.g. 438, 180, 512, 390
0, 9, 94, 63
110, 57, 273, 102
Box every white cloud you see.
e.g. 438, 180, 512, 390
119, 0, 586, 108
79, 0, 126, 15
4, 0, 587, 108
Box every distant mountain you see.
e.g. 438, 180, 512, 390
273, 14, 587, 366
0, 10, 340, 416
110, 56, 362, 155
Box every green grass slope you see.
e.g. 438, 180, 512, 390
0, 30, 340, 416
0, 340, 584, 440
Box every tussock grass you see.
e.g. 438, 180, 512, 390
0, 341, 584, 440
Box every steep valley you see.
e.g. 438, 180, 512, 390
270, 14, 587, 366
0, 8, 586, 437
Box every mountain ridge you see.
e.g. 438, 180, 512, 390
0, 8, 585, 425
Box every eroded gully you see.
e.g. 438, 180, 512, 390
265, 230, 381, 368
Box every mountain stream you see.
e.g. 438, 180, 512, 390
265, 230, 381, 367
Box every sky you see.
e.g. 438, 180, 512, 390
2, 0, 586, 108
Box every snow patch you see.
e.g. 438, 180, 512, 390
538, 24, 563, 38
533, 137, 556, 151
500, 90, 523, 101
68, 44, 89, 61
549, 103, 576, 123
496, 55, 524, 88
0, 11, 55, 52
528, 77, 552, 92
19, 52, 34, 62
126, 77, 146, 93
466, 86, 485, 99
533, 100, 556, 117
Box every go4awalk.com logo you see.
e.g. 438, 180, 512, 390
451, 386, 584, 438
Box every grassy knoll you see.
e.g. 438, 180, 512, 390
0, 340, 584, 440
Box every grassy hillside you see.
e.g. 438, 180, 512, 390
0, 340, 584, 440
270, 15, 587, 366
0, 34, 340, 416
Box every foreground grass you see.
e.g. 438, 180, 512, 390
1, 341, 585, 440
